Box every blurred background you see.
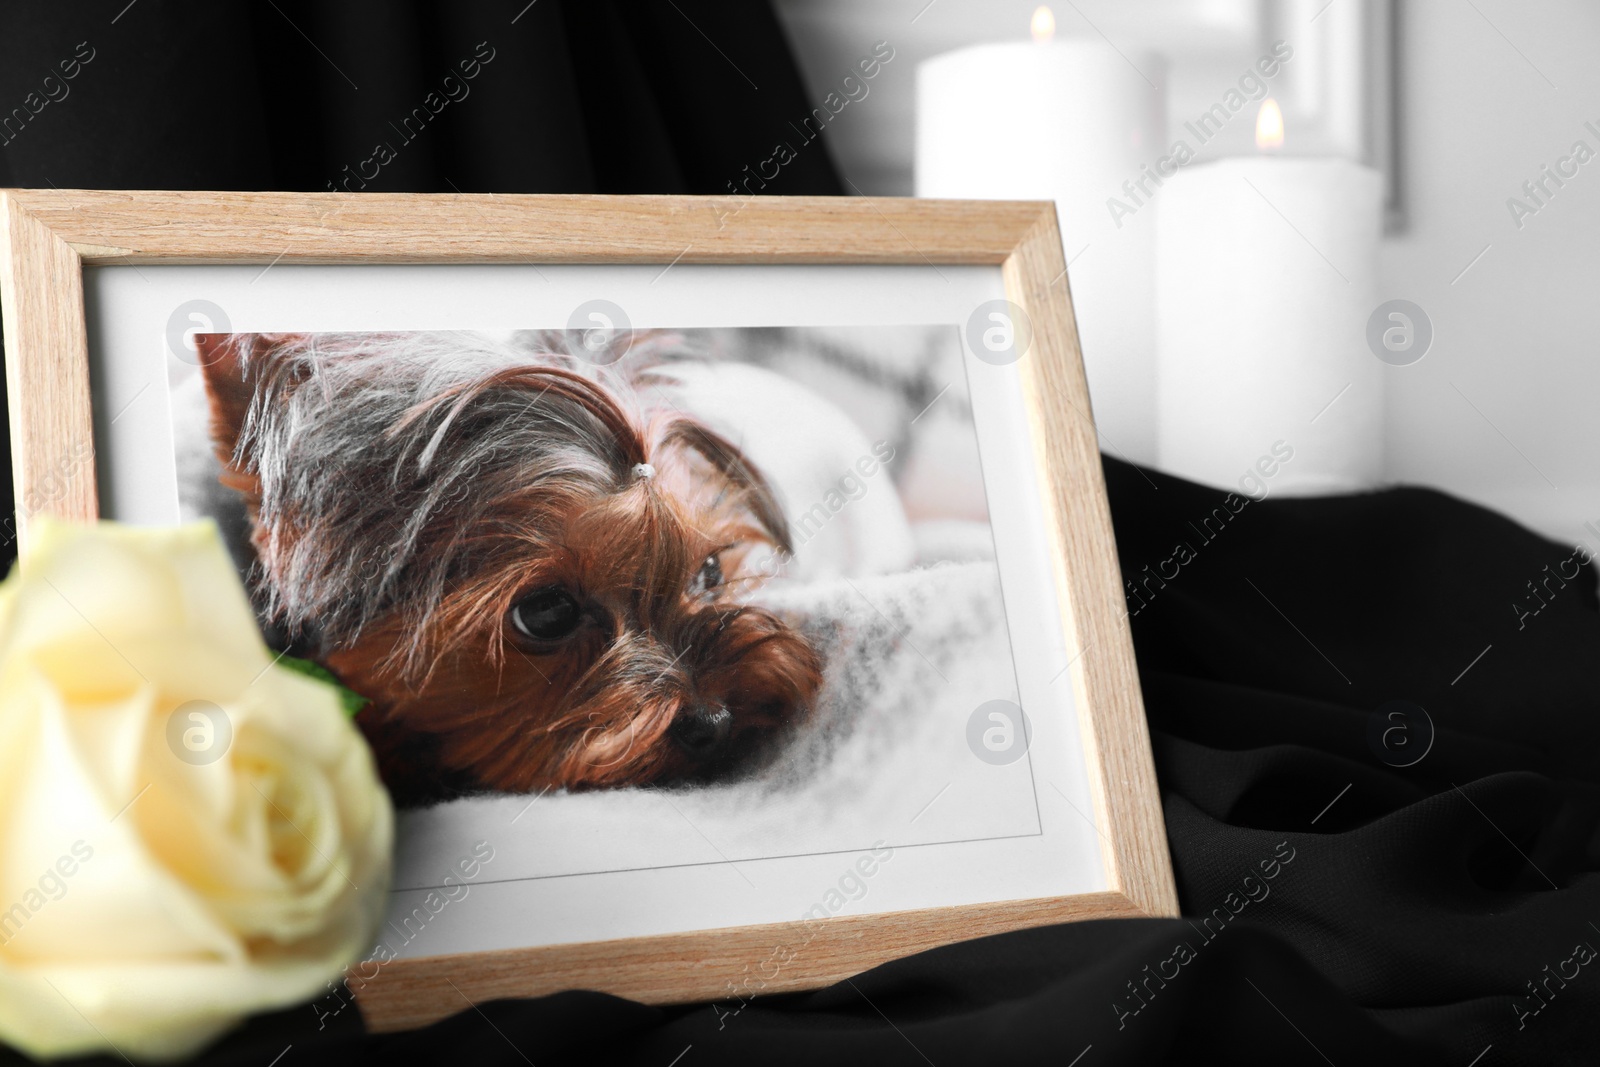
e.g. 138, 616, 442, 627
684, 326, 987, 527
775, 0, 1600, 550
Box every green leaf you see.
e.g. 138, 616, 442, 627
275, 654, 370, 719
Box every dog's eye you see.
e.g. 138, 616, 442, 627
510, 587, 583, 643
691, 554, 724, 596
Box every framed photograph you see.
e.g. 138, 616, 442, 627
0, 190, 1175, 1032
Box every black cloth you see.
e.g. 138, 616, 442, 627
3, 3, 1598, 1063
0, 0, 840, 196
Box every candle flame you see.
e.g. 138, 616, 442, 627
1255, 98, 1285, 150
1031, 6, 1055, 43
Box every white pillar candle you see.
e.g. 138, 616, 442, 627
1155, 156, 1382, 494
916, 39, 1165, 465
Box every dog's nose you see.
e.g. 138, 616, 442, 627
668, 704, 733, 759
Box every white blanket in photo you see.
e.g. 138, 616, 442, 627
391, 552, 1040, 891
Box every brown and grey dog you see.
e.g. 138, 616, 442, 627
193, 331, 821, 806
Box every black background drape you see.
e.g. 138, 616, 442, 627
2, 3, 1597, 1063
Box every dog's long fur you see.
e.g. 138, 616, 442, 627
195, 331, 821, 805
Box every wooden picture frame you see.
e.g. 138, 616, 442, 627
0, 189, 1176, 1032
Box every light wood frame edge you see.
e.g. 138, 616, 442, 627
0, 189, 1176, 1032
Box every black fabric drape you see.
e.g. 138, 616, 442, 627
0, 0, 840, 195
3, 3, 1598, 1063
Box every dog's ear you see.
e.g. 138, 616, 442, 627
194, 333, 278, 510
193, 334, 251, 454
663, 420, 794, 554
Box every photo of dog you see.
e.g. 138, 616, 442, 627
169, 324, 1030, 841
187, 331, 824, 806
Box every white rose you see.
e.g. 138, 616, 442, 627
0, 519, 393, 1062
